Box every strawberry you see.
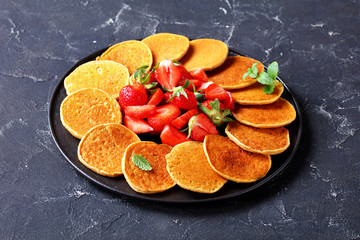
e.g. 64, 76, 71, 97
222, 91, 235, 110
148, 104, 181, 132
124, 105, 157, 119
124, 116, 153, 134
189, 68, 208, 82
188, 113, 219, 142
147, 88, 164, 106
160, 124, 192, 147
118, 83, 148, 109
155, 60, 182, 90
171, 108, 199, 129
204, 84, 227, 101
177, 79, 202, 91
197, 81, 213, 92
199, 99, 233, 126
177, 64, 192, 80
142, 71, 156, 84
167, 88, 197, 110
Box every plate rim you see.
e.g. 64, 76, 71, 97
48, 47, 303, 203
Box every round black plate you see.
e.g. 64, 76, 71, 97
49, 47, 302, 203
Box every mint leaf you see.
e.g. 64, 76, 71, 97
257, 72, 273, 85
267, 61, 278, 80
262, 83, 275, 94
132, 154, 152, 171
242, 72, 249, 80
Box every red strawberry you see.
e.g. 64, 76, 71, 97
171, 108, 199, 129
124, 116, 153, 134
177, 64, 192, 80
199, 99, 233, 126
204, 84, 227, 101
160, 124, 192, 147
189, 68, 208, 82
188, 113, 219, 141
155, 60, 182, 90
124, 105, 157, 119
118, 83, 148, 109
142, 71, 156, 83
147, 104, 181, 132
201, 100, 225, 110
167, 88, 197, 110
197, 81, 213, 92
147, 88, 164, 106
222, 91, 235, 110
177, 79, 202, 91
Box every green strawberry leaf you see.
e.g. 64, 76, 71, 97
132, 154, 152, 171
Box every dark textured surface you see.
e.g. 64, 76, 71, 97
0, 0, 359, 239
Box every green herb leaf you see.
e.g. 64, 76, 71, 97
242, 72, 249, 80
256, 72, 273, 85
267, 61, 278, 80
262, 83, 275, 94
132, 154, 152, 171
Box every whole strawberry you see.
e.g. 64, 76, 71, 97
118, 83, 148, 109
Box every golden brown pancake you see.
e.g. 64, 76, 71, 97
122, 142, 175, 194
207, 56, 263, 90
204, 135, 271, 183
60, 88, 122, 139
166, 141, 227, 194
78, 123, 140, 177
97, 40, 153, 75
64, 60, 129, 98
180, 39, 228, 71
142, 33, 189, 66
230, 81, 284, 105
225, 121, 290, 155
231, 98, 296, 128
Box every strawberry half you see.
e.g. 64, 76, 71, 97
160, 124, 192, 147
167, 88, 197, 110
177, 79, 202, 91
188, 113, 219, 142
222, 91, 235, 110
147, 88, 164, 106
155, 60, 182, 90
199, 99, 233, 126
189, 68, 208, 82
171, 108, 199, 129
124, 116, 153, 134
147, 104, 181, 132
124, 105, 157, 119
118, 83, 148, 109
204, 84, 227, 101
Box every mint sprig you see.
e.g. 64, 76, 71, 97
243, 61, 281, 94
132, 154, 152, 171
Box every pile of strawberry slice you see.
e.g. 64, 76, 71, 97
118, 60, 234, 147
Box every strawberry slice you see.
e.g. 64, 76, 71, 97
222, 91, 235, 110
197, 81, 213, 92
147, 88, 164, 106
171, 108, 199, 129
155, 60, 182, 90
124, 105, 157, 119
124, 116, 153, 134
177, 64, 192, 80
160, 124, 192, 147
199, 99, 233, 126
177, 79, 202, 91
204, 84, 227, 101
148, 104, 181, 132
188, 113, 219, 142
189, 68, 208, 82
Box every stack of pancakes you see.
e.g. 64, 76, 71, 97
59, 33, 296, 194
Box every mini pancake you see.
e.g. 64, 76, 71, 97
230, 81, 284, 105
232, 98, 296, 128
78, 123, 140, 177
180, 39, 228, 71
207, 56, 263, 90
122, 142, 175, 194
97, 40, 153, 75
204, 135, 271, 183
142, 33, 189, 66
60, 88, 122, 139
225, 121, 290, 155
64, 60, 129, 98
166, 141, 227, 194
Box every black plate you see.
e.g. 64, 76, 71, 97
49, 47, 302, 203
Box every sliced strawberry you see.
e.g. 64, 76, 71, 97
171, 108, 199, 129
222, 91, 235, 110
202, 100, 225, 110
204, 84, 227, 101
118, 83, 148, 109
177, 79, 202, 91
147, 88, 164, 106
124, 105, 157, 119
155, 60, 182, 90
188, 113, 219, 142
123, 116, 153, 134
148, 104, 181, 132
199, 99, 233, 126
177, 64, 192, 80
189, 68, 208, 82
160, 124, 192, 147
167, 88, 198, 110
197, 81, 213, 92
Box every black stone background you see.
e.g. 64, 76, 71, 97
0, 0, 359, 239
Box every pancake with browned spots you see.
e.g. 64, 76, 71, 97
142, 33, 189, 66
97, 40, 153, 75
78, 123, 140, 177
225, 121, 290, 155
180, 39, 228, 71
230, 81, 284, 105
204, 135, 271, 183
60, 88, 122, 139
207, 56, 263, 90
122, 142, 175, 194
166, 141, 227, 193
231, 98, 296, 128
